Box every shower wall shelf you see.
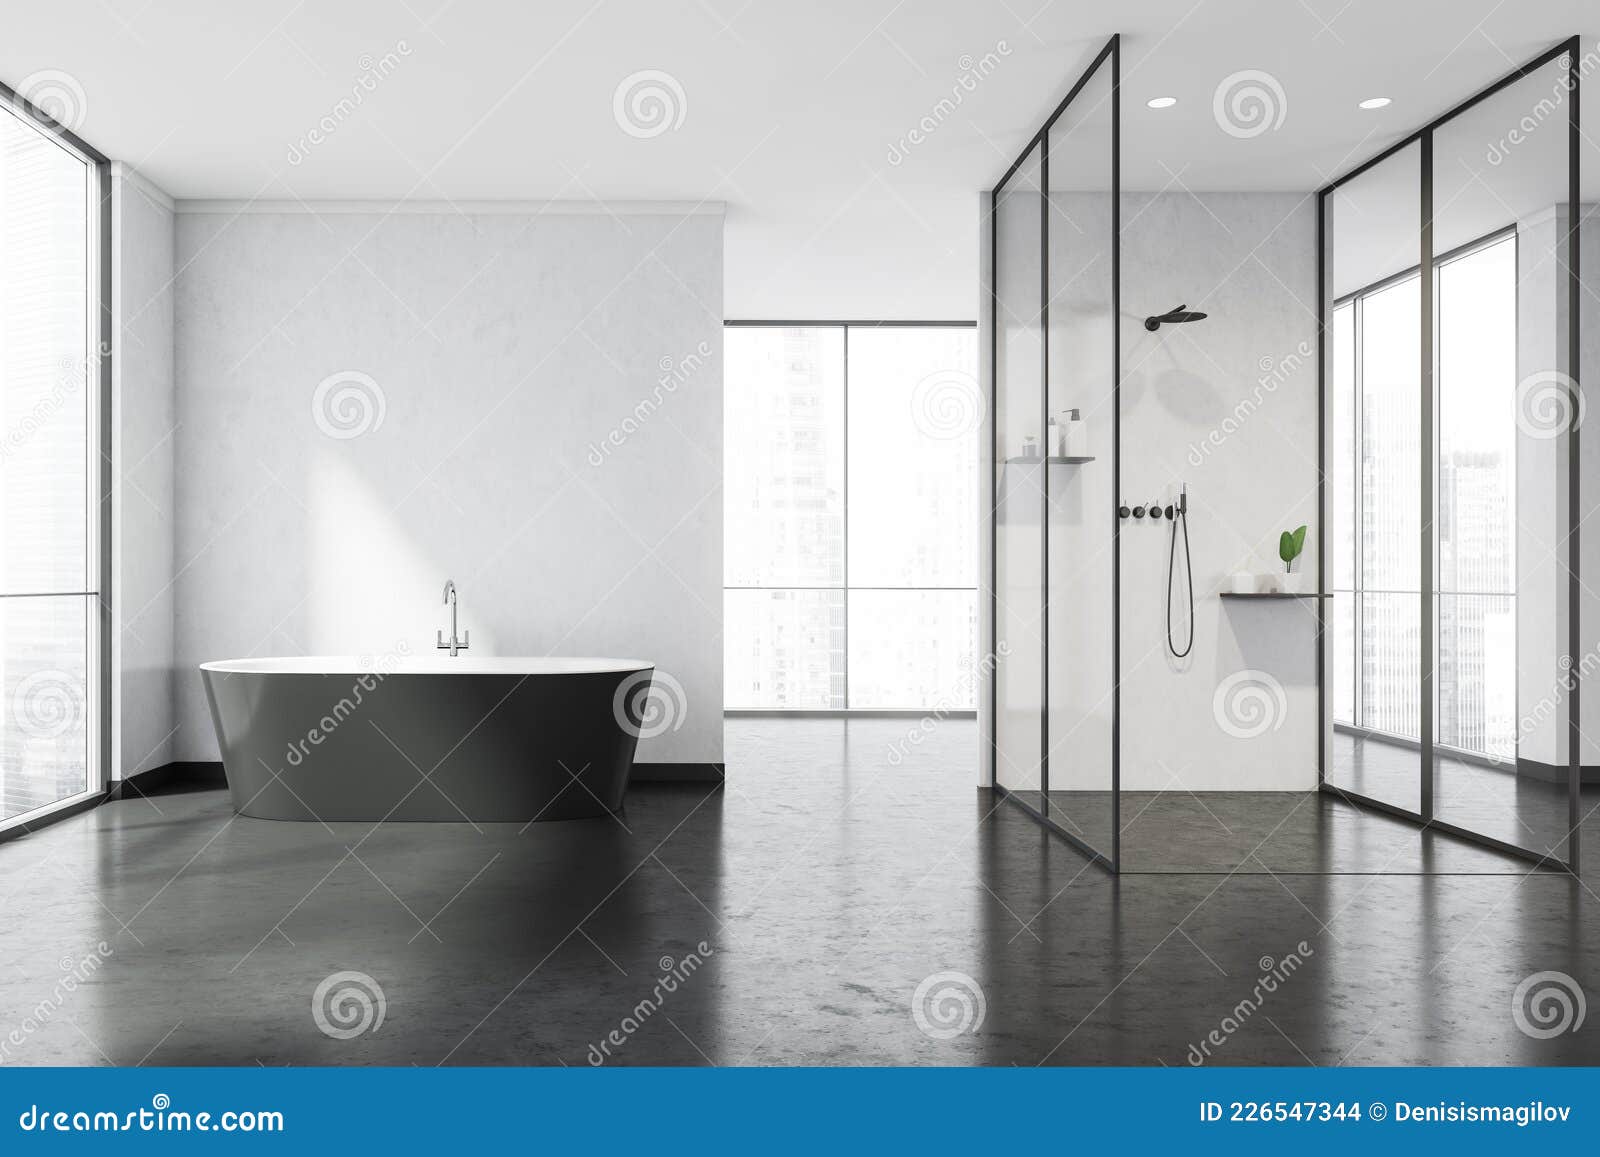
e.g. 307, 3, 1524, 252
1003, 455, 1096, 465
1218, 591, 1330, 600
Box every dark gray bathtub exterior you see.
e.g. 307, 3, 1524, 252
200, 660, 652, 821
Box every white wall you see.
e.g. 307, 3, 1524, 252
1521, 203, 1600, 771
1583, 206, 1600, 768
110, 164, 177, 779
169, 204, 724, 765
976, 192, 994, 788
1515, 208, 1571, 768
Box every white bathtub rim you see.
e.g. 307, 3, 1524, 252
200, 656, 655, 676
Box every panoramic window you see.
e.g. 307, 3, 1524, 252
724, 323, 978, 710
0, 99, 101, 825
1331, 231, 1516, 760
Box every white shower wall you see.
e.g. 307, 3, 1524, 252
1118, 192, 1319, 791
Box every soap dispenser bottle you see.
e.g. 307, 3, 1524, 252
1062, 408, 1085, 457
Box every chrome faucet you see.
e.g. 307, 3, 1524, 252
437, 580, 470, 656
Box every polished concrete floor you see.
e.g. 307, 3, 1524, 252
1, 717, 1596, 1066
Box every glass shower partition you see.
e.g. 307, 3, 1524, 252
993, 143, 1045, 819
1322, 142, 1426, 820
1428, 48, 1580, 868
1044, 47, 1118, 864
990, 36, 1119, 868
1320, 39, 1581, 872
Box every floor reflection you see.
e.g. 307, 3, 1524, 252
1329, 730, 1583, 862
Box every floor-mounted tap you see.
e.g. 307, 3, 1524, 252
437, 580, 470, 656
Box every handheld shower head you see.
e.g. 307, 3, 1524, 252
1166, 483, 1194, 659
1144, 304, 1209, 332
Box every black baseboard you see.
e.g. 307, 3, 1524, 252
108, 761, 227, 800
108, 760, 725, 795
1517, 758, 1600, 786
632, 762, 724, 783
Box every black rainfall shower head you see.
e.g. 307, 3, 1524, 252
1143, 304, 1209, 332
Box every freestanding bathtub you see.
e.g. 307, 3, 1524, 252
200, 657, 654, 822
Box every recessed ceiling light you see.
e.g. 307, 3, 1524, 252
1147, 96, 1178, 109
1359, 97, 1392, 110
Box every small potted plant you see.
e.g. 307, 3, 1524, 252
1277, 524, 1309, 593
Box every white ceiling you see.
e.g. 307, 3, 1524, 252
2, 1, 1595, 317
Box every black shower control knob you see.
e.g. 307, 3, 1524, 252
1118, 504, 1130, 518
1164, 505, 1175, 520
1132, 505, 1146, 519
1150, 502, 1165, 518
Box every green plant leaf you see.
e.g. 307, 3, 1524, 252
1279, 524, 1308, 570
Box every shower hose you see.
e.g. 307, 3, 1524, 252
1167, 495, 1194, 659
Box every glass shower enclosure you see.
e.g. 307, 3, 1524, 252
989, 36, 1120, 868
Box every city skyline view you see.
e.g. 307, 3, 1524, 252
1332, 233, 1518, 761
724, 324, 979, 711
